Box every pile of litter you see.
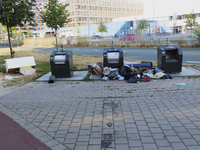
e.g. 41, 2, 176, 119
90, 61, 172, 83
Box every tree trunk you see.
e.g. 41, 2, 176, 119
7, 24, 13, 58
55, 30, 58, 51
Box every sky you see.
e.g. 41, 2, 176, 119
140, 0, 200, 18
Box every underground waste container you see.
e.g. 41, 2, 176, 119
50, 51, 73, 78
157, 45, 183, 73
103, 47, 124, 70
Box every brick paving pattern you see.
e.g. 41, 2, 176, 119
0, 77, 200, 150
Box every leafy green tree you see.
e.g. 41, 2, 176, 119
137, 19, 149, 36
74, 23, 81, 36
193, 25, 200, 44
17, 31, 24, 39
185, 13, 198, 37
0, 0, 36, 58
39, 0, 71, 51
96, 21, 107, 37
2, 25, 16, 38
138, 19, 149, 30
27, 29, 32, 38
0, 24, 5, 39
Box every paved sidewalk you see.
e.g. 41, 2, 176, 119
0, 77, 200, 150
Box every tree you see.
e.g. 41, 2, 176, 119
0, 23, 5, 39
27, 29, 32, 38
2, 25, 16, 38
137, 19, 149, 36
39, 0, 71, 51
96, 21, 107, 37
185, 13, 198, 37
74, 23, 81, 36
193, 25, 200, 44
0, 0, 36, 58
17, 31, 23, 39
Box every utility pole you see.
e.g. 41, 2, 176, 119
88, 0, 91, 45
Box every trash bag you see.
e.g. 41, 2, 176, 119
160, 74, 172, 79
127, 76, 143, 83
142, 75, 151, 82
108, 70, 118, 78
120, 66, 133, 78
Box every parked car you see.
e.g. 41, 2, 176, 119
119, 34, 136, 41
91, 35, 102, 39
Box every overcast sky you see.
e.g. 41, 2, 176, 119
140, 0, 200, 17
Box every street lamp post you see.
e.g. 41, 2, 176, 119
153, 0, 155, 37
87, 0, 91, 45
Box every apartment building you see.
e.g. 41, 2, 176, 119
18, 0, 48, 34
59, 0, 144, 27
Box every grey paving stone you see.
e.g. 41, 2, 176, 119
115, 132, 127, 138
45, 139, 60, 147
137, 125, 149, 131
127, 133, 140, 140
38, 134, 53, 143
152, 133, 166, 140
116, 144, 129, 150
76, 141, 89, 145
130, 147, 144, 150
89, 138, 101, 145
158, 147, 173, 150
178, 132, 193, 139
155, 140, 170, 147
77, 135, 90, 142
68, 127, 80, 132
182, 139, 199, 146
56, 138, 65, 143
167, 136, 182, 143
139, 131, 152, 137
115, 137, 128, 144
171, 143, 187, 150
51, 144, 67, 150
187, 146, 200, 150
66, 132, 78, 139
141, 137, 155, 143
143, 144, 158, 150
64, 138, 77, 144
79, 129, 90, 135
163, 130, 177, 136
92, 127, 102, 132
74, 145, 88, 150
88, 145, 101, 150
128, 140, 142, 147
91, 132, 102, 138
193, 135, 200, 141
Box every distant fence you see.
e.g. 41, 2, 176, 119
0, 35, 199, 47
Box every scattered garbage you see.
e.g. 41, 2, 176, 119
91, 60, 173, 84
117, 75, 124, 81
174, 83, 186, 86
3, 76, 13, 80
102, 77, 109, 81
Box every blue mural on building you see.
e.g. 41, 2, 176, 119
33, 19, 172, 37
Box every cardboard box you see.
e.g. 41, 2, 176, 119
20, 67, 35, 75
